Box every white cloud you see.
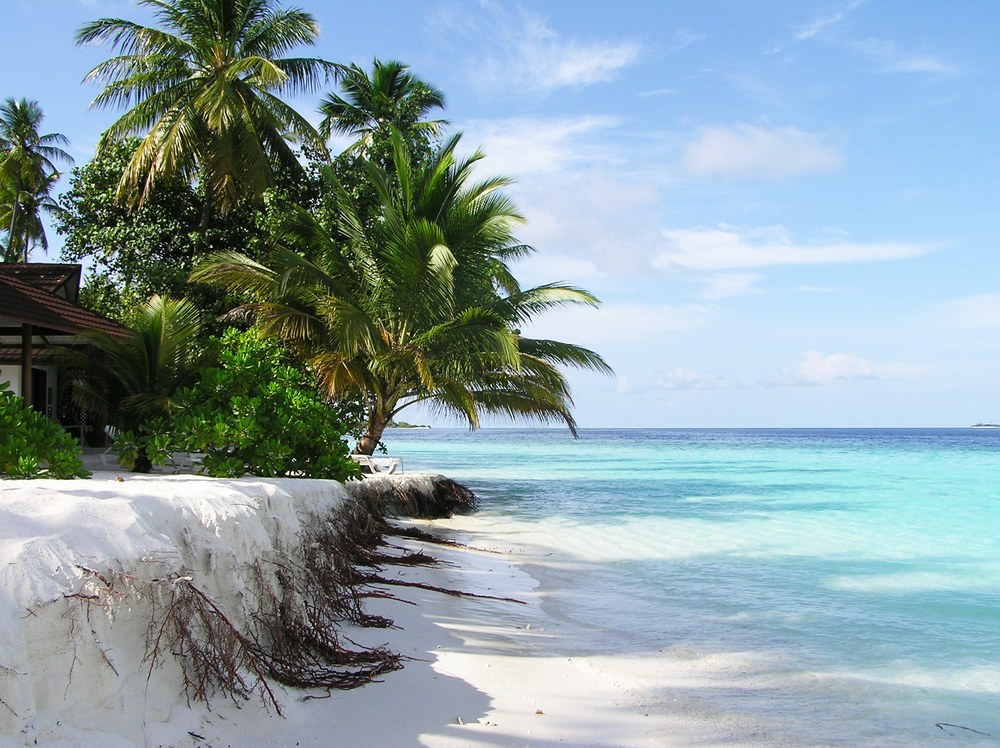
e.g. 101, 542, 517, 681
932, 295, 1000, 330
460, 116, 621, 175
513, 253, 602, 284
652, 225, 931, 272
889, 55, 955, 75
458, 115, 667, 274
459, 116, 929, 282
681, 124, 845, 179
668, 29, 707, 51
792, 3, 955, 77
796, 351, 873, 384
765, 351, 920, 387
474, 8, 641, 94
795, 0, 867, 40
796, 284, 855, 294
638, 87, 677, 98
523, 302, 717, 346
655, 367, 732, 391
697, 273, 763, 299
615, 375, 635, 393
513, 171, 662, 273
851, 38, 956, 75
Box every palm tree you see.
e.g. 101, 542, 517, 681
63, 295, 205, 471
77, 0, 339, 219
318, 58, 447, 165
0, 99, 72, 262
193, 132, 611, 454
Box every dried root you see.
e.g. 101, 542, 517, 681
64, 499, 412, 715
145, 573, 279, 712
248, 561, 400, 692
331, 493, 526, 607
345, 476, 479, 519
55, 476, 491, 716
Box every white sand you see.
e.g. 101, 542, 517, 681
0, 473, 674, 747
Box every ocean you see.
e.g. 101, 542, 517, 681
385, 428, 1000, 746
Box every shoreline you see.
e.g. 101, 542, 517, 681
191, 518, 676, 747
431, 513, 780, 748
0, 473, 673, 747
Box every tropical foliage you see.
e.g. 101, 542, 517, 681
63, 295, 206, 472
0, 98, 72, 262
319, 58, 446, 165
57, 138, 203, 320
77, 0, 338, 217
193, 132, 611, 454
0, 382, 89, 479
163, 329, 360, 479
0, 2, 607, 474
322, 59, 446, 234
56, 138, 261, 325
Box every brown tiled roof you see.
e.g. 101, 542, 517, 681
0, 263, 82, 302
0, 273, 127, 338
0, 346, 57, 365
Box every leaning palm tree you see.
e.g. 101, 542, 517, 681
318, 58, 447, 165
0, 99, 72, 262
193, 131, 611, 454
77, 0, 339, 219
63, 295, 205, 471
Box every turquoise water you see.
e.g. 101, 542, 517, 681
386, 428, 1000, 745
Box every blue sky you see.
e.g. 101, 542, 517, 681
2, 0, 999, 427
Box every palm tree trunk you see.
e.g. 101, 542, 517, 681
199, 189, 214, 232
7, 182, 21, 261
133, 452, 153, 473
355, 409, 389, 455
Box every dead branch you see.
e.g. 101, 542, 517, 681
935, 723, 991, 737
358, 572, 527, 605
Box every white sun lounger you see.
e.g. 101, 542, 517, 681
350, 454, 403, 475
100, 426, 119, 467
168, 451, 205, 472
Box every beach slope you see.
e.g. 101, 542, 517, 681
0, 474, 666, 747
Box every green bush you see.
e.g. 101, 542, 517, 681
0, 382, 90, 479
163, 329, 360, 480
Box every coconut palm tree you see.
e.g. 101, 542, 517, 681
77, 0, 339, 219
193, 131, 611, 454
63, 295, 205, 471
0, 99, 72, 262
0, 171, 63, 262
318, 58, 447, 165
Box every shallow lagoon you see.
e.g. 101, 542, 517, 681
390, 428, 1000, 746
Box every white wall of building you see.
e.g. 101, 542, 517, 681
0, 365, 20, 397
0, 366, 59, 416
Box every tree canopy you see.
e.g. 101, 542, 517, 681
319, 58, 447, 166
193, 131, 611, 453
8, 5, 610, 455
0, 98, 72, 262
77, 0, 339, 217
56, 137, 260, 324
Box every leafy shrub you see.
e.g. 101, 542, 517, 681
0, 382, 90, 479
163, 329, 360, 480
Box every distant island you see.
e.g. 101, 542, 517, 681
971, 423, 1000, 428
386, 420, 431, 429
